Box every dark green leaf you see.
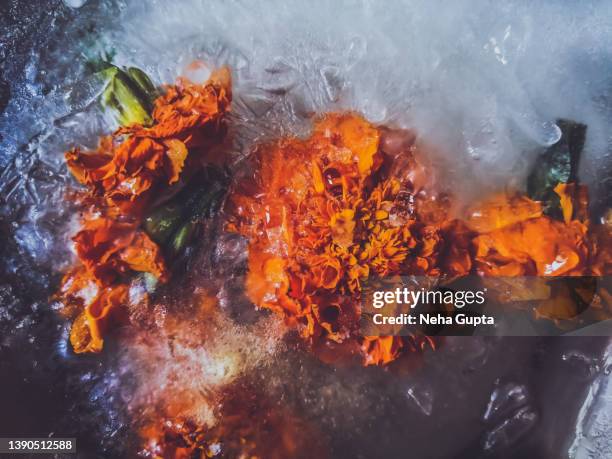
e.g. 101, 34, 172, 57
96, 64, 156, 126
167, 221, 197, 260
127, 67, 158, 104
527, 119, 586, 219
143, 166, 229, 260
144, 204, 183, 245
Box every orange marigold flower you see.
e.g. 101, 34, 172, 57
469, 192, 593, 277
228, 113, 447, 365
229, 112, 611, 365
361, 336, 404, 366
60, 67, 232, 353
553, 182, 589, 224
138, 384, 329, 459
61, 216, 166, 354
65, 67, 231, 216
591, 222, 612, 276
469, 188, 612, 323
465, 194, 543, 233
474, 217, 589, 276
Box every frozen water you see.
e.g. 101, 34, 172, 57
122, 309, 285, 427
562, 350, 603, 380
406, 382, 434, 416
1, 1, 612, 457
569, 344, 612, 459
483, 380, 530, 423
92, 0, 612, 208
483, 405, 539, 452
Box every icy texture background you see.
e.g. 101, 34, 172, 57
0, 0, 611, 458
103, 0, 612, 206
569, 344, 612, 459
3, 0, 612, 279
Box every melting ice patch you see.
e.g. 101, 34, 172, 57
2, 0, 612, 270
122, 309, 284, 427
102, 0, 612, 203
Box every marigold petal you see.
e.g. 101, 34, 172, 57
70, 284, 128, 354
119, 231, 168, 281
361, 336, 403, 366
163, 138, 188, 184
554, 183, 574, 224
466, 194, 542, 233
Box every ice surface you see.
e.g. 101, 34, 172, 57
481, 380, 537, 453
562, 350, 602, 380
122, 308, 285, 427
569, 344, 612, 459
483, 405, 539, 451
3, 0, 612, 272
100, 0, 612, 209
1, 1, 612, 457
483, 380, 530, 423
406, 382, 434, 416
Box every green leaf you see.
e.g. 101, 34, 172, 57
143, 166, 229, 260
96, 63, 156, 127
111, 71, 153, 126
127, 67, 158, 104
527, 119, 586, 219
183, 166, 228, 221
167, 221, 197, 259
84, 50, 117, 74
143, 204, 183, 245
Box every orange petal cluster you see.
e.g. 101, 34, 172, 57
228, 113, 463, 366
60, 68, 232, 353
469, 193, 592, 277
66, 68, 231, 216
139, 384, 329, 459
229, 111, 612, 366
468, 186, 611, 322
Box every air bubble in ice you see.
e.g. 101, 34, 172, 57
539, 121, 562, 146
562, 350, 601, 379
483, 380, 529, 422
483, 405, 538, 452
260, 59, 298, 95
320, 65, 343, 102
63, 75, 107, 114
63, 0, 87, 8
406, 383, 434, 416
